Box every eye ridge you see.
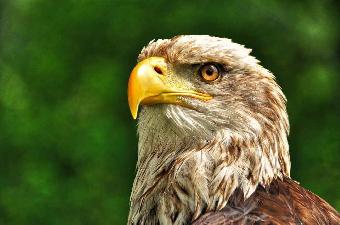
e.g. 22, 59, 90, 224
199, 63, 220, 82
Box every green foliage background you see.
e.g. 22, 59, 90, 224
0, 0, 339, 224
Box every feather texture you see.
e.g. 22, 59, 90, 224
193, 178, 340, 225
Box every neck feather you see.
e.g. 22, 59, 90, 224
128, 118, 290, 225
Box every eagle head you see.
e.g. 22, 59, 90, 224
127, 35, 291, 225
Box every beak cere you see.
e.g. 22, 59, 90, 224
128, 57, 168, 119
127, 57, 212, 119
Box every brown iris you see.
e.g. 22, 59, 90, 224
200, 64, 220, 82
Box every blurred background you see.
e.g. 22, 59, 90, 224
0, 0, 339, 224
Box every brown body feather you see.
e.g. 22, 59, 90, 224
193, 177, 340, 225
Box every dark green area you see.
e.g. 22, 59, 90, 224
0, 0, 339, 224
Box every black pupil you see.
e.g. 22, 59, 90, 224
205, 66, 215, 76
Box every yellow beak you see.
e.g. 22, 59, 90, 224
127, 57, 212, 119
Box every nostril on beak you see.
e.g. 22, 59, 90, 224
154, 66, 163, 75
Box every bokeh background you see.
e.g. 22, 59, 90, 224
0, 0, 339, 224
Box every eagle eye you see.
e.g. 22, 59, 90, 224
199, 64, 220, 82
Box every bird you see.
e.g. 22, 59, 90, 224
126, 35, 340, 225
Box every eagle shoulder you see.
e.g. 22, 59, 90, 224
192, 177, 340, 225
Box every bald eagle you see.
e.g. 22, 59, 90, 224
127, 35, 339, 225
